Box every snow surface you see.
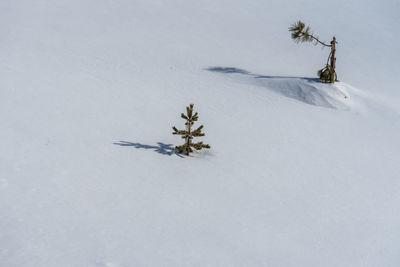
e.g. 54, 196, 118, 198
1, 0, 400, 266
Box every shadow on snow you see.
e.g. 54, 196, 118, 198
206, 66, 340, 109
206, 66, 319, 82
113, 141, 183, 157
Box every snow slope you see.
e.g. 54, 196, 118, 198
1, 0, 400, 266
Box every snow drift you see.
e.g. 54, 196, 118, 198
1, 0, 400, 267
207, 66, 363, 109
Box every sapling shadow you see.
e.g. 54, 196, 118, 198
113, 141, 183, 157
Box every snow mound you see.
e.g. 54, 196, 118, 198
207, 67, 361, 110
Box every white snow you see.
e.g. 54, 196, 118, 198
1, 0, 400, 266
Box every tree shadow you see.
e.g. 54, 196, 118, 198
206, 66, 346, 109
207, 66, 251, 75
113, 141, 183, 157
206, 66, 318, 82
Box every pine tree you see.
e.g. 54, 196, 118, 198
172, 104, 210, 156
289, 20, 338, 83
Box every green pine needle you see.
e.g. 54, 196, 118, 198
172, 104, 210, 155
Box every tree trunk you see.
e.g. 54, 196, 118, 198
330, 37, 337, 81
186, 120, 191, 155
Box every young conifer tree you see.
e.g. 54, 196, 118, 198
172, 104, 210, 156
289, 20, 338, 83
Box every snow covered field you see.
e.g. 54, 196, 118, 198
1, 0, 400, 266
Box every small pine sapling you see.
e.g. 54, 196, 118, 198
172, 104, 210, 155
289, 20, 338, 83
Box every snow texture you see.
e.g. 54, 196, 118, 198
1, 0, 400, 266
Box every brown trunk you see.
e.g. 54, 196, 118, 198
186, 120, 191, 155
330, 37, 337, 81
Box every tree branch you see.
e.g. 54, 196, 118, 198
309, 34, 331, 47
